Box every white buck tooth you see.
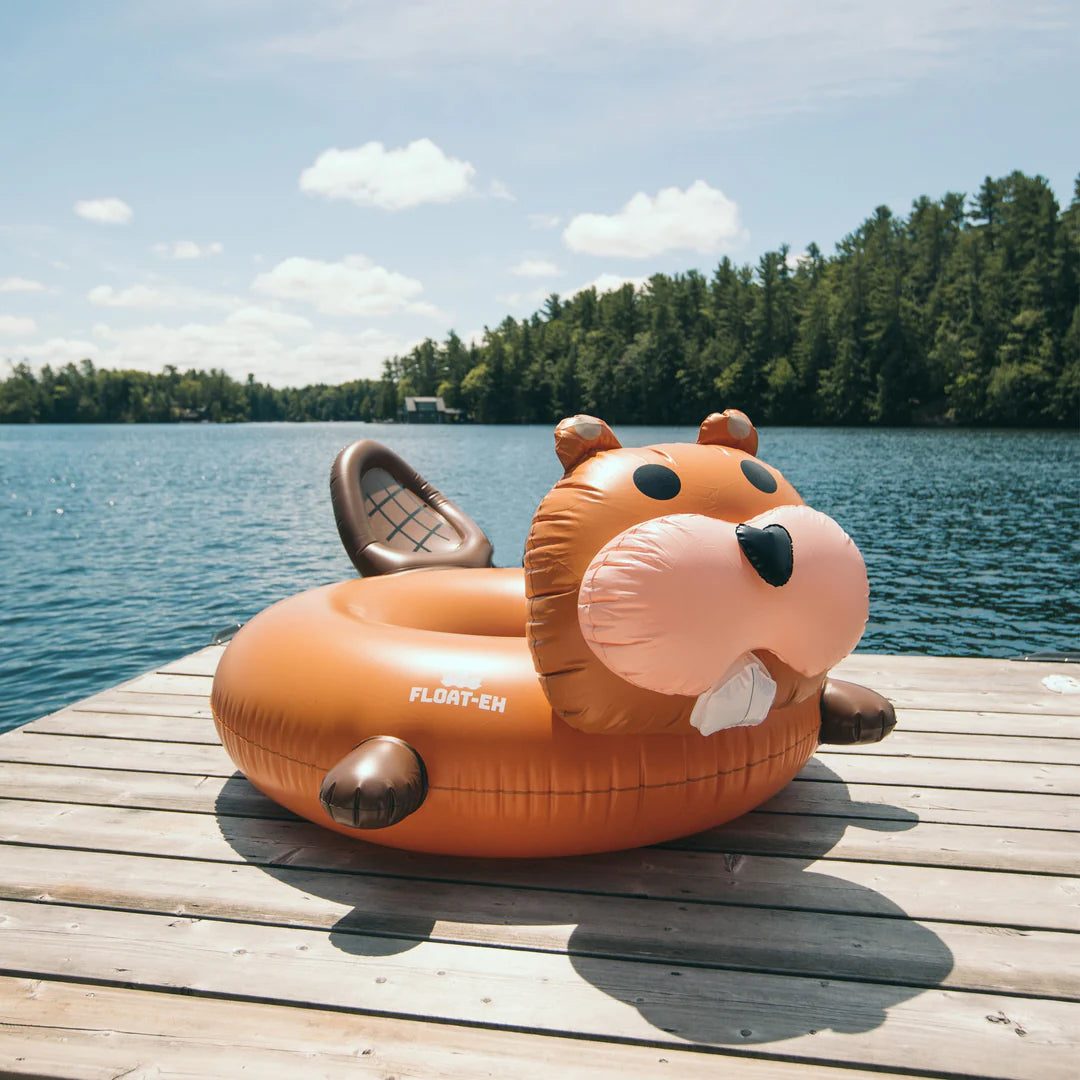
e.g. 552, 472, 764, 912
689, 653, 777, 736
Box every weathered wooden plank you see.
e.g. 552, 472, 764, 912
762, 779, 1080, 830
894, 709, 1080, 739
2, 810, 1077, 932
823, 730, 1080, 765
58, 666, 212, 706
7, 727, 1080, 796
70, 695, 215, 719
674, 815, 1080, 873
157, 645, 225, 677
113, 672, 215, 696
44, 691, 217, 724
834, 654, 1080, 714
0, 763, 288, 818
862, 689, 1080, 715
0, 976, 952, 1080
93, 690, 213, 710
2, 786, 1075, 876
0, 834, 1075, 997
834, 653, 1080, 688
4, 756, 1077, 832
28, 709, 217, 743
799, 753, 1080, 795
2, 900, 1076, 1080
0, 731, 234, 774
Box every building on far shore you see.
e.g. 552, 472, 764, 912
399, 396, 462, 423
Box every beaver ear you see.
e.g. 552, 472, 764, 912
697, 409, 758, 455
554, 415, 622, 472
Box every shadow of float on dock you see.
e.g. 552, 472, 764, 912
214, 763, 954, 1047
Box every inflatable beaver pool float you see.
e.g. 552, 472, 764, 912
211, 409, 895, 857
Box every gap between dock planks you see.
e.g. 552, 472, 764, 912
0, 975, 937, 1080
1, 648, 1078, 1080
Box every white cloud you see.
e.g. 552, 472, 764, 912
251, 254, 435, 317
504, 274, 647, 308
290, 329, 418, 383
510, 259, 561, 278
488, 179, 514, 201
0, 277, 46, 293
0, 315, 37, 335
785, 250, 811, 271
74, 198, 133, 225
86, 283, 240, 311
300, 138, 476, 210
14, 337, 97, 363
564, 181, 746, 258
225, 305, 312, 332
91, 320, 284, 378
575, 273, 650, 296
88, 285, 162, 309
152, 240, 224, 260
17, 322, 412, 386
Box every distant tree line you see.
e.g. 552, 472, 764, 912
0, 361, 395, 424
2, 170, 1077, 427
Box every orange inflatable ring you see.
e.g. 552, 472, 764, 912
211, 410, 895, 858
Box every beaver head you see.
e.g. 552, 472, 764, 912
524, 410, 869, 735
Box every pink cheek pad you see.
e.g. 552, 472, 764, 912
577, 505, 869, 697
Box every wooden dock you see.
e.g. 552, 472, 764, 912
1, 649, 1078, 1079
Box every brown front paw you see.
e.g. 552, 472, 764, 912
819, 679, 897, 745
319, 736, 428, 828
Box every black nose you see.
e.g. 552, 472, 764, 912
736, 523, 793, 587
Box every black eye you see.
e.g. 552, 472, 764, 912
633, 464, 681, 500
740, 459, 777, 493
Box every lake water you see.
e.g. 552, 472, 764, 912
1, 422, 1077, 733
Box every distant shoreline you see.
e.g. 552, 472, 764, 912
2, 415, 1075, 431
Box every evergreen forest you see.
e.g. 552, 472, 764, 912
2, 170, 1077, 427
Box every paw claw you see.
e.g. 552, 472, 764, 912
319, 736, 427, 828
819, 680, 897, 745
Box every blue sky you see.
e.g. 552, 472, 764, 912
2, 1, 1077, 386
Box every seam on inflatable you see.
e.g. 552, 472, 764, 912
430, 727, 816, 796
212, 706, 327, 772
213, 704, 815, 796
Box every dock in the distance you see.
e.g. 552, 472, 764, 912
0, 650, 1077, 1079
